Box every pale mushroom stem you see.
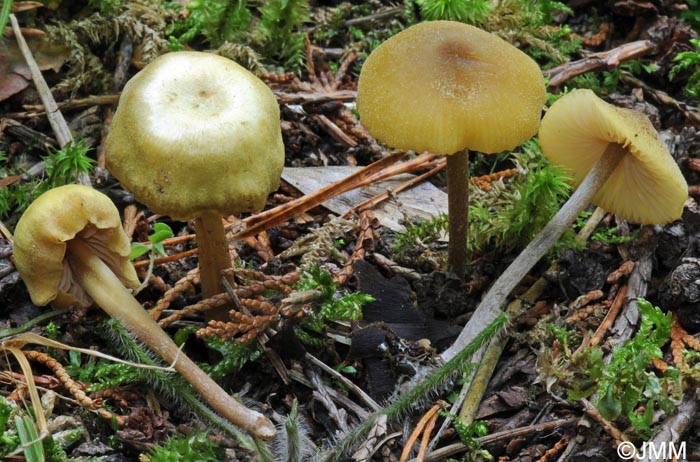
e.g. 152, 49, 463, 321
194, 211, 233, 321
446, 149, 470, 279
66, 238, 275, 440
441, 143, 626, 362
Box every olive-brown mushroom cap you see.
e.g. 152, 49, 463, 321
13, 184, 140, 308
106, 51, 285, 221
539, 89, 688, 225
356, 21, 546, 155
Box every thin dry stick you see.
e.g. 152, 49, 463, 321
355, 153, 440, 186
133, 248, 199, 268
400, 401, 445, 462
343, 162, 446, 218
235, 152, 406, 239
9, 15, 90, 186
417, 405, 441, 462
408, 417, 579, 462
305, 352, 381, 412
21, 95, 121, 113
544, 40, 655, 87
580, 397, 629, 445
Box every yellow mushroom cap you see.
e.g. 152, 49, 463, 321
356, 21, 546, 155
106, 51, 285, 221
13, 185, 140, 309
539, 89, 688, 225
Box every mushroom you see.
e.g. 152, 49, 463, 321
105, 51, 284, 320
442, 89, 688, 361
13, 185, 276, 439
357, 20, 546, 277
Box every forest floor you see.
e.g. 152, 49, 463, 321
2, 1, 700, 461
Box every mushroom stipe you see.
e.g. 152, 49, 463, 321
442, 90, 688, 362
106, 51, 285, 321
13, 185, 276, 439
356, 21, 546, 278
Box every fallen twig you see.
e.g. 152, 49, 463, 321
544, 40, 655, 88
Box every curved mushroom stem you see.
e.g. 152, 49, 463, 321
194, 211, 233, 321
441, 143, 626, 362
446, 149, 470, 279
66, 238, 276, 440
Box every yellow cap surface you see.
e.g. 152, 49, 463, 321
539, 89, 688, 224
357, 21, 546, 155
106, 51, 284, 221
14, 185, 140, 308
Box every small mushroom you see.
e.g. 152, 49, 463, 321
106, 51, 284, 320
357, 20, 546, 277
13, 185, 276, 439
442, 89, 688, 361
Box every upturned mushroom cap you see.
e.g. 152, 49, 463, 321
356, 21, 546, 155
13, 185, 140, 308
539, 89, 688, 225
106, 51, 285, 221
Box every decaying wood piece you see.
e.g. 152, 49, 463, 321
637, 389, 699, 462
609, 226, 656, 345
0, 118, 57, 152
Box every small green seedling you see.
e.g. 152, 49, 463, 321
130, 222, 174, 293
130, 222, 174, 260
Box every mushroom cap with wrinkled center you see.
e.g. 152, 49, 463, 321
13, 185, 140, 309
539, 89, 688, 225
106, 51, 285, 221
356, 21, 546, 155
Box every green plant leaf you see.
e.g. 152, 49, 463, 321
149, 222, 174, 244
14, 415, 44, 462
130, 242, 151, 260
597, 385, 622, 421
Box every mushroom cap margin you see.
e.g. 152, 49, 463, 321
13, 185, 140, 308
356, 20, 546, 155
539, 89, 688, 225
